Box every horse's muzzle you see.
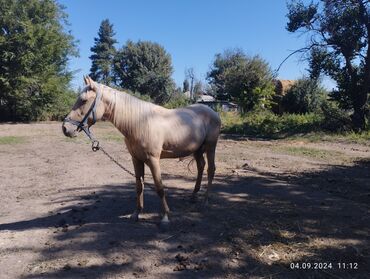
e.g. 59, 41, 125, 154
62, 121, 78, 138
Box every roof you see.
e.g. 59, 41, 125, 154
196, 94, 215, 102
274, 79, 296, 95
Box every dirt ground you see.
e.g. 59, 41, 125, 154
0, 122, 369, 279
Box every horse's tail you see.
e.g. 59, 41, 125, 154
187, 158, 195, 174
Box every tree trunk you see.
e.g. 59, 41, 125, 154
352, 88, 369, 131
352, 0, 370, 131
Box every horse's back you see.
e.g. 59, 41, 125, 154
180, 104, 221, 143
181, 104, 220, 125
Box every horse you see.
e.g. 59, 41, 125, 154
62, 76, 221, 227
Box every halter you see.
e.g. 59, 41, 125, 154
63, 85, 102, 151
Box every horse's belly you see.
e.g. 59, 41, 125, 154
160, 149, 193, 159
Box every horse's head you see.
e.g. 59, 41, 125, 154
62, 76, 105, 138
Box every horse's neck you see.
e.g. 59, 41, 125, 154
102, 87, 155, 139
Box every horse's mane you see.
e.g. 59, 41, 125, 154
99, 83, 162, 138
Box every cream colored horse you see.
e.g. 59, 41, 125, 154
62, 76, 221, 227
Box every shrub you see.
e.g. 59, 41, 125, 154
164, 93, 191, 109
320, 102, 353, 132
281, 78, 327, 114
221, 110, 324, 137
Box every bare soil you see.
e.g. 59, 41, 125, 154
0, 122, 369, 279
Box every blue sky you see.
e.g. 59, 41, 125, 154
59, 0, 322, 89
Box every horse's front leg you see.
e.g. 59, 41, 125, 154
130, 157, 144, 222
146, 156, 170, 228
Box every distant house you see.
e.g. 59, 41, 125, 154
196, 93, 238, 112
196, 94, 215, 103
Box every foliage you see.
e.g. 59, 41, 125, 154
207, 48, 275, 112
122, 88, 152, 102
89, 19, 117, 85
281, 78, 327, 114
221, 106, 368, 138
286, 0, 370, 130
113, 40, 175, 104
320, 101, 353, 132
163, 92, 191, 109
0, 0, 78, 121
221, 110, 324, 137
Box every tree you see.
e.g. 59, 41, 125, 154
113, 40, 175, 104
183, 79, 190, 93
193, 80, 204, 98
286, 0, 370, 130
89, 19, 117, 85
207, 48, 275, 112
0, 0, 78, 121
185, 68, 195, 100
281, 78, 327, 114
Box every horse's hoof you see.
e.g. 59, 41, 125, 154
130, 212, 139, 222
159, 220, 170, 232
159, 215, 170, 231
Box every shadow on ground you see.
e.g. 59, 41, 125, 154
0, 160, 369, 278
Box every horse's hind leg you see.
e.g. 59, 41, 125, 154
192, 150, 205, 200
205, 144, 217, 206
130, 157, 144, 222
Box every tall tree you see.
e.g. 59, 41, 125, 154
89, 19, 117, 85
113, 40, 175, 103
207, 49, 275, 112
185, 68, 195, 100
0, 0, 78, 121
193, 80, 204, 98
286, 0, 370, 130
183, 79, 190, 93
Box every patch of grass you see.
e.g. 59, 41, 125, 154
296, 131, 370, 146
0, 136, 26, 145
102, 133, 124, 142
275, 146, 344, 160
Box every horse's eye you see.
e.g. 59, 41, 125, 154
79, 99, 87, 105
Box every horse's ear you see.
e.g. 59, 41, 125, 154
83, 75, 89, 85
87, 76, 97, 91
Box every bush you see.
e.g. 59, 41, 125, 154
221, 110, 324, 137
281, 78, 327, 114
207, 49, 275, 112
320, 102, 353, 132
164, 93, 191, 109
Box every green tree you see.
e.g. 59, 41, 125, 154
113, 40, 175, 104
207, 49, 275, 112
0, 0, 77, 121
89, 19, 117, 85
281, 78, 327, 114
286, 0, 370, 130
